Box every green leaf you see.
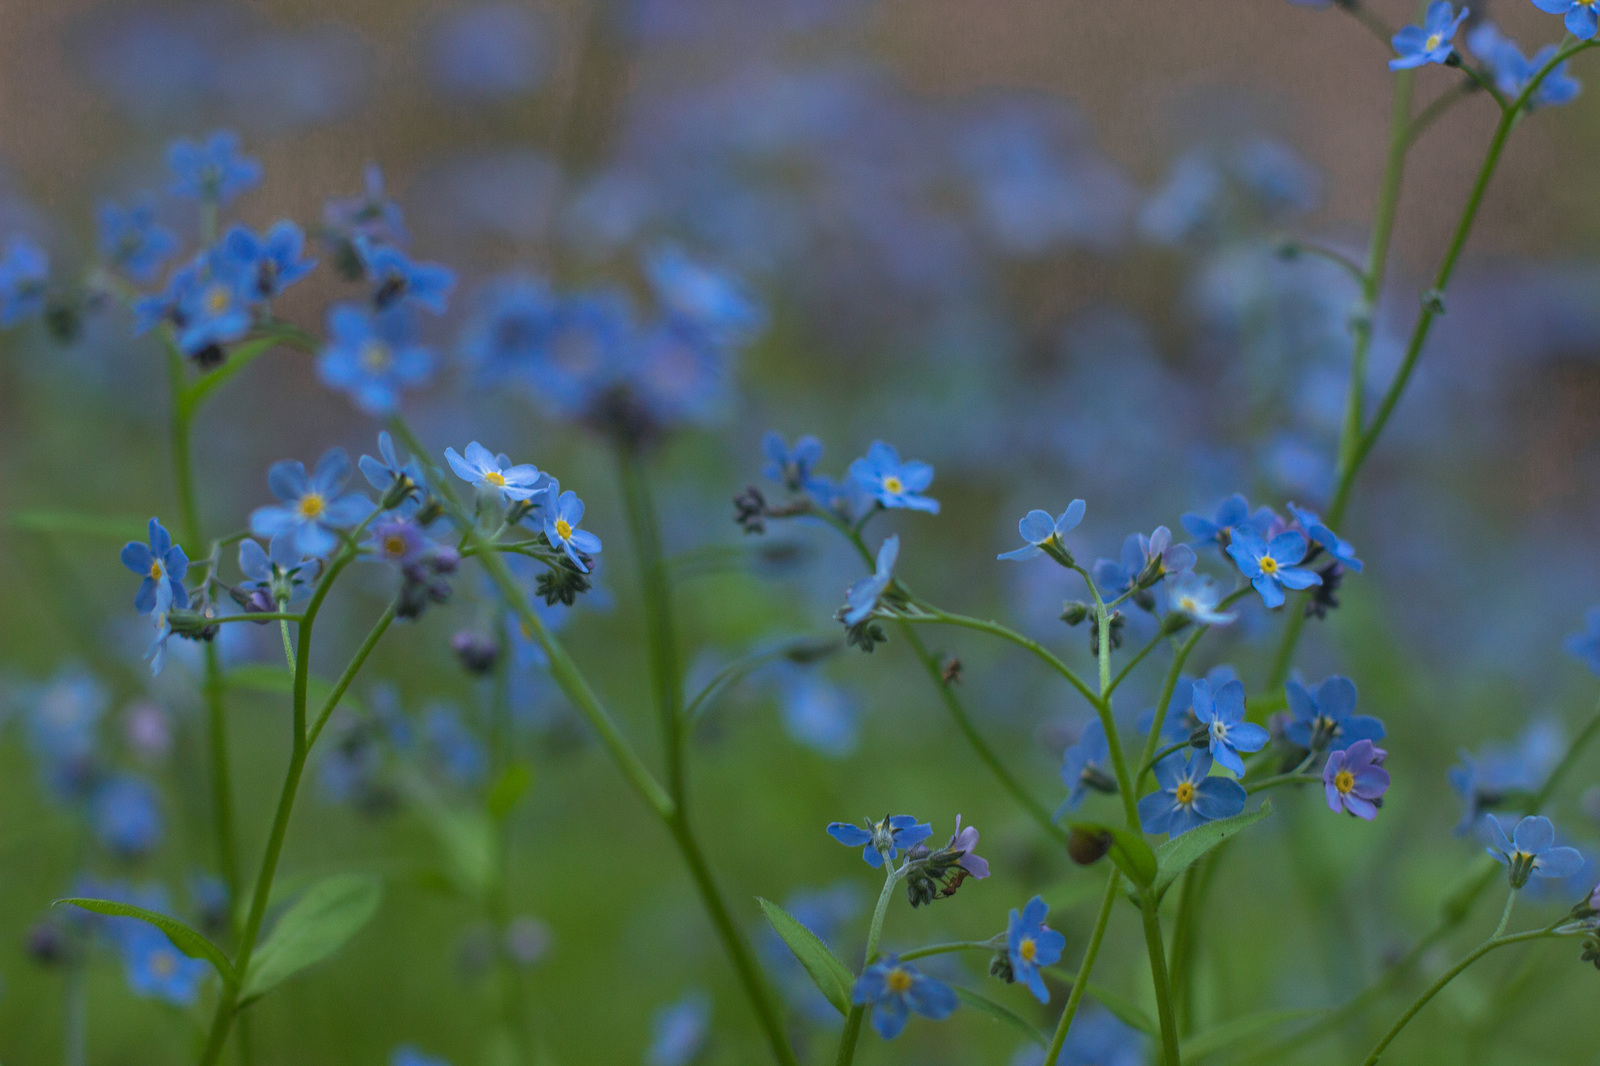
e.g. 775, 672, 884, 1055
486, 762, 534, 822
951, 986, 1047, 1046
225, 665, 362, 717
1152, 801, 1273, 896
1180, 1007, 1319, 1060
239, 874, 383, 1004
1069, 821, 1158, 888
9, 511, 150, 541
182, 334, 285, 414
55, 898, 234, 981
403, 774, 498, 899
757, 897, 853, 1016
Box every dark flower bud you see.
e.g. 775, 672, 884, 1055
44, 301, 82, 345
536, 564, 592, 607
734, 485, 768, 535
989, 948, 1015, 983
380, 476, 420, 513
1304, 562, 1344, 620
25, 919, 74, 966
1067, 826, 1113, 866
451, 631, 500, 675
192, 343, 227, 370
1059, 601, 1090, 626
1161, 611, 1193, 636
1188, 724, 1213, 749
430, 547, 461, 575
783, 637, 841, 665
845, 621, 888, 654
1582, 935, 1600, 971
414, 498, 445, 526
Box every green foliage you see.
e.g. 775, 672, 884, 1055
1152, 801, 1273, 897
240, 874, 384, 1005
54, 897, 235, 981
757, 897, 853, 1016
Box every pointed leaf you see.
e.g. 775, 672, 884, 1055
952, 986, 1047, 1046
1153, 801, 1272, 896
240, 874, 382, 1004
486, 762, 534, 822
55, 898, 234, 981
757, 897, 853, 1016
1180, 1007, 1320, 1061
182, 334, 285, 414
404, 773, 497, 898
1069, 821, 1158, 888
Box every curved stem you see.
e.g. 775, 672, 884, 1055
1043, 869, 1120, 1065
896, 940, 999, 962
836, 861, 901, 1066
902, 606, 1101, 709
1108, 630, 1164, 697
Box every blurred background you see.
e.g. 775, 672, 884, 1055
2, 0, 1600, 1062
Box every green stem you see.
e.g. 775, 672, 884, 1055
836, 860, 901, 1066
904, 606, 1101, 709
1140, 899, 1184, 1066
278, 619, 296, 673
1080, 571, 1138, 828
896, 940, 999, 962
1043, 869, 1120, 1065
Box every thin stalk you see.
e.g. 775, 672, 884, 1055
1140, 899, 1184, 1066
63, 960, 87, 1066
1079, 571, 1138, 828
1043, 869, 1121, 1065
896, 940, 1000, 962
836, 860, 901, 1066
903, 606, 1101, 709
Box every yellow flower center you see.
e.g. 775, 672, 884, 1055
555, 518, 573, 541
484, 471, 507, 488
383, 534, 407, 557
1178, 596, 1196, 613
150, 950, 177, 978
359, 340, 392, 373
886, 968, 913, 993
1019, 937, 1037, 962
1258, 555, 1279, 576
1175, 781, 1196, 805
882, 475, 903, 495
298, 493, 325, 519
1424, 33, 1442, 51
204, 283, 232, 315
149, 561, 163, 580
1335, 769, 1355, 795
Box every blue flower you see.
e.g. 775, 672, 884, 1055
1448, 720, 1565, 834
826, 814, 933, 867
20, 667, 107, 800
537, 479, 602, 571
1035, 1008, 1146, 1066
368, 516, 431, 567
324, 165, 409, 248
1180, 494, 1275, 550
165, 249, 255, 356
1192, 677, 1268, 776
780, 674, 858, 757
392, 1047, 451, 1066
1564, 606, 1600, 674
843, 535, 900, 626
645, 991, 711, 1066
97, 201, 176, 283
762, 432, 825, 494
1284, 674, 1384, 752
1390, 2, 1468, 69
1470, 26, 1583, 106
852, 955, 958, 1039
999, 501, 1086, 562
446, 441, 544, 503
360, 431, 425, 509
90, 775, 164, 858
1323, 740, 1390, 821
521, 288, 632, 418
1095, 527, 1194, 600
238, 534, 313, 612
220, 221, 317, 301
317, 303, 435, 415
645, 244, 764, 343
1532, 0, 1600, 39
849, 442, 939, 514
121, 518, 189, 613
121, 922, 211, 1004
620, 319, 730, 426
249, 449, 375, 558
1167, 572, 1237, 626
0, 236, 48, 325
458, 275, 557, 384
1006, 896, 1066, 1003
356, 238, 456, 315
1137, 750, 1247, 838
1139, 665, 1238, 745
167, 131, 262, 205
425, 706, 488, 786
144, 583, 176, 677
1057, 719, 1113, 816
1485, 814, 1586, 889
1226, 530, 1321, 608
1287, 504, 1362, 572
426, 4, 550, 101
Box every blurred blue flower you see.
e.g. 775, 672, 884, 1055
1485, 814, 1585, 888
446, 441, 544, 503
762, 432, 825, 494
826, 814, 932, 867
238, 534, 312, 611
1182, 494, 1274, 551
97, 201, 176, 283
359, 431, 424, 504
392, 1047, 451, 1066
90, 775, 164, 857
1227, 530, 1320, 609
220, 221, 316, 301
646, 244, 764, 343
1288, 503, 1362, 572
167, 131, 261, 205
1284, 675, 1383, 752
121, 517, 190, 613
1390, 3, 1467, 70
1448, 720, 1565, 833
539, 479, 602, 572
0, 236, 48, 325
780, 674, 857, 757
1138, 750, 1246, 837
1564, 606, 1600, 673
1192, 677, 1267, 776
622, 319, 731, 426
852, 954, 957, 1039
426, 4, 550, 101
999, 501, 1085, 562
426, 706, 488, 786
525, 289, 633, 418
1057, 719, 1112, 816
249, 449, 374, 558
849, 442, 939, 514
18, 666, 107, 800
1531, 0, 1600, 39
1138, 153, 1224, 245
1469, 25, 1583, 107
646, 991, 711, 1066
1323, 739, 1389, 820
1168, 573, 1237, 626
1012, 1007, 1146, 1066
842, 534, 899, 626
325, 165, 408, 248
356, 239, 455, 315
317, 303, 434, 415
121, 922, 210, 1004
458, 275, 556, 385
368, 516, 430, 568
1006, 895, 1065, 1003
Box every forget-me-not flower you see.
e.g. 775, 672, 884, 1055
144, 584, 176, 677
1486, 814, 1585, 888
852, 955, 957, 1039
250, 448, 375, 558
1181, 494, 1275, 550
762, 432, 825, 494
1284, 674, 1384, 752
90, 775, 164, 857
1057, 719, 1113, 816
1287, 504, 1362, 572
826, 814, 933, 867
97, 201, 176, 283
849, 442, 939, 514
359, 431, 424, 508
1470, 25, 1584, 106
1532, 0, 1600, 40
1192, 677, 1268, 776
317, 303, 435, 415
121, 922, 211, 1004
1389, 2, 1468, 69
324, 165, 409, 248
356, 238, 456, 315
220, 221, 317, 301
167, 131, 261, 205
1323, 739, 1390, 820
999, 500, 1085, 562
843, 535, 899, 626
121, 518, 189, 613
1227, 529, 1321, 608
1006, 895, 1065, 1003
1167, 572, 1237, 626
538, 478, 602, 571
237, 534, 312, 611
0, 236, 49, 325
1564, 606, 1600, 674
645, 991, 711, 1066
1138, 750, 1247, 838
446, 441, 544, 503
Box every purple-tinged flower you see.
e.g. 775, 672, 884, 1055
219, 221, 316, 301
355, 237, 456, 315
1192, 677, 1268, 776
826, 814, 933, 867
1138, 750, 1247, 838
1181, 494, 1276, 551
1532, 0, 1600, 40
167, 131, 261, 205
842, 535, 899, 626
249, 449, 375, 558
945, 814, 990, 880
852, 955, 957, 1039
1284, 675, 1384, 752
1227, 530, 1321, 608
538, 479, 602, 572
1168, 572, 1236, 626
121, 922, 211, 1004
97, 201, 176, 284
1323, 739, 1390, 820
1486, 814, 1586, 888
762, 431, 825, 494
121, 518, 189, 613
1094, 527, 1193, 601
367, 516, 430, 567
848, 442, 939, 514
445, 441, 543, 503
999, 500, 1085, 562
1389, 2, 1467, 70
1006, 896, 1066, 1003
1057, 719, 1114, 816
0, 236, 49, 325
1287, 503, 1362, 572
317, 302, 435, 415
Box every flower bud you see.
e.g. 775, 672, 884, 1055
1067, 826, 1113, 866
451, 631, 500, 675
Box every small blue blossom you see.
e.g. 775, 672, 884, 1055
1564, 606, 1600, 674
446, 441, 544, 503
1056, 719, 1113, 817
0, 236, 49, 325
220, 221, 317, 301
238, 534, 313, 612
1017, 1008, 1145, 1066
1167, 572, 1237, 626
779, 674, 857, 757
368, 516, 431, 567
324, 165, 409, 248
167, 249, 255, 356
1284, 674, 1384, 752
1448, 720, 1565, 833
426, 4, 550, 101
1138, 666, 1239, 745
249, 449, 375, 558
317, 303, 435, 415
762, 432, 825, 494
1006, 895, 1066, 1003
618, 320, 730, 426
849, 442, 939, 514
392, 1047, 451, 1066
167, 131, 262, 205
20, 667, 107, 800
1094, 527, 1193, 600
90, 775, 165, 858
121, 518, 190, 613
1532, 0, 1600, 39
425, 706, 488, 786
1323, 740, 1390, 821
645, 244, 764, 343
144, 583, 176, 677
359, 431, 425, 508
458, 276, 556, 385
538, 478, 602, 571
645, 991, 711, 1066
1390, 2, 1468, 70
1092, 534, 1146, 600
1485, 814, 1585, 888
1226, 530, 1321, 608
121, 922, 211, 1004
1192, 677, 1268, 776
998, 500, 1085, 562
1287, 504, 1362, 572
97, 201, 176, 283
356, 238, 456, 315
1471, 25, 1583, 106
842, 535, 899, 626
826, 814, 933, 867
851, 955, 958, 1039
1180, 494, 1275, 550
1138, 750, 1247, 838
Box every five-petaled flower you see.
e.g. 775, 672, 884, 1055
97, 200, 176, 284
1192, 677, 1268, 776
1323, 739, 1390, 820
446, 441, 544, 503
848, 441, 939, 514
826, 814, 933, 867
355, 238, 457, 315
167, 130, 262, 205
1389, 2, 1468, 69
121, 921, 211, 1004
843, 535, 900, 626
121, 518, 190, 614
250, 449, 375, 558
1182, 493, 1275, 551
237, 534, 312, 612
538, 478, 603, 572
1138, 749, 1247, 837
220, 221, 317, 302
762, 432, 825, 494
1486, 814, 1585, 889
1284, 674, 1384, 752
852, 955, 957, 1039
318, 303, 435, 415
1532, 0, 1600, 40
1227, 529, 1321, 608
998, 500, 1086, 562
1168, 572, 1237, 626
1006, 896, 1066, 1003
